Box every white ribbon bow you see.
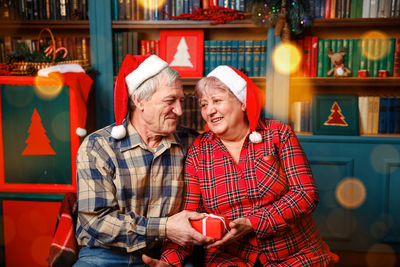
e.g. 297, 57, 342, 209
201, 213, 229, 236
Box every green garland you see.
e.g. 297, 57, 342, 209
249, 0, 312, 35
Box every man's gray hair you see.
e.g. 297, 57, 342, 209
128, 67, 180, 112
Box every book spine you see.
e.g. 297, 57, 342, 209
388, 97, 396, 133
220, 40, 227, 65
385, 38, 395, 76
325, 0, 331, 18
225, 40, 232, 69
358, 96, 368, 134
362, 0, 371, 18
125, 0, 132, 20
322, 39, 331, 77
237, 40, 245, 73
372, 38, 380, 77
370, 0, 378, 17
379, 38, 388, 72
231, 40, 239, 70
378, 97, 388, 134
393, 38, 400, 77
203, 40, 209, 75
215, 40, 222, 67
394, 97, 400, 134
347, 39, 355, 76
310, 36, 319, 77
244, 40, 254, 76
252, 40, 262, 77
209, 40, 217, 72
303, 36, 312, 77
317, 39, 325, 77
260, 40, 267, 76
359, 39, 368, 72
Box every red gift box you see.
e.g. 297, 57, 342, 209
190, 214, 229, 239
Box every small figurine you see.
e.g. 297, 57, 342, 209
327, 46, 352, 77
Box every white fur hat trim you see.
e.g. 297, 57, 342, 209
38, 64, 85, 77
111, 124, 127, 140
125, 55, 168, 95
207, 65, 247, 106
249, 131, 262, 143
76, 127, 87, 137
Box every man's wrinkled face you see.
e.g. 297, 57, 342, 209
140, 75, 184, 136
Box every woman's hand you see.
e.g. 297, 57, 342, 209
142, 254, 172, 267
206, 217, 253, 249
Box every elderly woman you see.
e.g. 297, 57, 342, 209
143, 65, 338, 267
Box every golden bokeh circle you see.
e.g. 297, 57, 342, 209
138, 0, 167, 9
272, 43, 302, 75
366, 243, 396, 267
335, 177, 366, 209
34, 73, 63, 100
360, 31, 389, 61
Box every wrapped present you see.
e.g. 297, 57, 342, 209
190, 214, 229, 239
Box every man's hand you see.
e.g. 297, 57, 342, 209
166, 210, 215, 246
206, 217, 253, 249
142, 254, 171, 267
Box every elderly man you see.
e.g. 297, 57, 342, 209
74, 55, 212, 266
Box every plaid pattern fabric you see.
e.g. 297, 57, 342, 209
162, 118, 338, 266
47, 192, 78, 267
76, 120, 197, 253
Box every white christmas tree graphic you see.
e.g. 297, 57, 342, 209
170, 37, 193, 67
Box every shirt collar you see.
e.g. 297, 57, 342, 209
119, 119, 179, 153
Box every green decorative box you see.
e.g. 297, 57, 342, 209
312, 94, 359, 136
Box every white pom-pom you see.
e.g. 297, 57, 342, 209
76, 127, 87, 137
111, 125, 126, 139
249, 131, 262, 143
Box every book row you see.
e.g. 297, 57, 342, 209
296, 36, 400, 77
112, 0, 248, 21
310, 0, 400, 18
0, 35, 90, 63
178, 93, 205, 131
291, 96, 400, 135
0, 0, 89, 20
359, 96, 400, 134
204, 40, 267, 77
113, 32, 267, 77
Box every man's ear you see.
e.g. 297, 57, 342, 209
241, 103, 246, 111
132, 95, 144, 111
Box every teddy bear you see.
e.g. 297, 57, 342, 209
327, 46, 352, 77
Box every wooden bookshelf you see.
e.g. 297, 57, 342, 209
112, 19, 258, 29
311, 17, 400, 28
290, 77, 400, 87
0, 20, 90, 30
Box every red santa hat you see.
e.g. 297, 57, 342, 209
207, 65, 265, 143
38, 64, 93, 137
111, 54, 169, 139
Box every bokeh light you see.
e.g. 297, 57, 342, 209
335, 177, 366, 209
370, 221, 388, 239
138, 0, 167, 10
51, 111, 70, 142
34, 73, 63, 100
2, 215, 16, 246
272, 42, 302, 75
4, 84, 33, 108
30, 235, 53, 265
370, 144, 399, 174
360, 31, 389, 61
366, 243, 396, 267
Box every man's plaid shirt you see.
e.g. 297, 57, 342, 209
162, 118, 338, 266
75, 121, 197, 253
